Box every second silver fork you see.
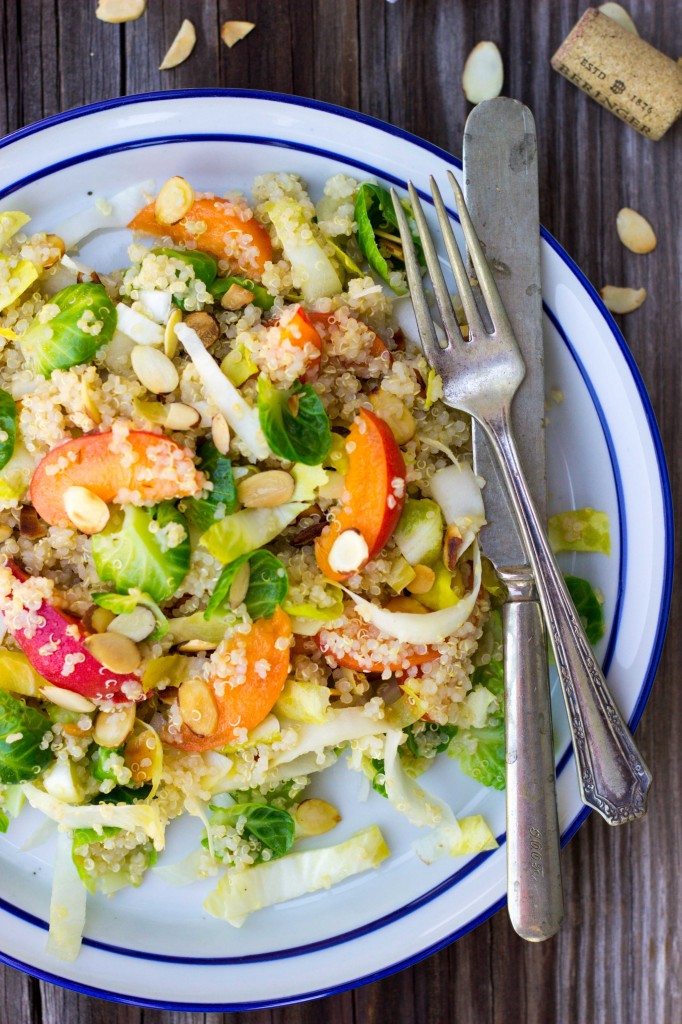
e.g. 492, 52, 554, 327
391, 173, 652, 826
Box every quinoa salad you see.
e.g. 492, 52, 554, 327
0, 169, 604, 961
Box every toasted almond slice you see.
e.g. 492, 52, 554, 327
294, 798, 341, 837
229, 561, 251, 609
385, 596, 428, 614
211, 412, 231, 455
108, 606, 156, 643
328, 529, 369, 575
19, 505, 47, 539
40, 685, 96, 713
81, 376, 102, 425
165, 306, 183, 358
462, 41, 504, 104
221, 283, 255, 310
406, 564, 436, 595
131, 345, 179, 394
221, 20, 256, 48
63, 486, 110, 535
238, 470, 296, 508
600, 285, 647, 314
598, 3, 639, 35
155, 176, 194, 225
83, 605, 116, 634
93, 704, 136, 748
184, 311, 220, 348
43, 235, 66, 269
96, 0, 146, 24
616, 208, 657, 254
443, 523, 463, 571
159, 19, 196, 70
177, 639, 218, 653
84, 632, 141, 674
164, 402, 201, 430
178, 678, 219, 736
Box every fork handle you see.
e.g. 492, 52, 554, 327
500, 567, 563, 940
482, 407, 652, 824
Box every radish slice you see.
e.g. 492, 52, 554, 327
343, 542, 482, 645
176, 322, 270, 461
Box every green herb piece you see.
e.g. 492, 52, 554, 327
210, 802, 296, 859
181, 441, 237, 533
0, 390, 17, 472
0, 810, 8, 833
0, 690, 52, 785
206, 549, 288, 621
92, 502, 190, 604
404, 722, 458, 760
210, 275, 274, 311
565, 575, 605, 646
20, 284, 117, 375
94, 784, 152, 805
257, 375, 331, 466
152, 248, 218, 310
354, 183, 423, 294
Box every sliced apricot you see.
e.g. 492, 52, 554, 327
315, 408, 406, 581
265, 305, 323, 381
308, 311, 391, 365
128, 196, 273, 278
165, 606, 292, 752
30, 429, 203, 528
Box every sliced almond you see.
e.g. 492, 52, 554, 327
164, 402, 201, 430
294, 798, 341, 837
600, 285, 647, 314
443, 523, 463, 571
406, 564, 436, 595
211, 412, 231, 455
369, 390, 416, 445
83, 605, 116, 634
598, 3, 639, 35
81, 376, 102, 425
220, 20, 255, 48
131, 345, 179, 394
84, 632, 141, 674
616, 208, 656, 254
93, 704, 136, 748
108, 606, 156, 643
237, 470, 295, 508
184, 311, 220, 348
164, 306, 182, 358
96, 0, 146, 24
462, 41, 504, 105
40, 685, 96, 714
328, 529, 369, 575
221, 283, 255, 310
176, 639, 218, 653
19, 505, 47, 539
159, 19, 196, 71
124, 729, 159, 784
155, 175, 194, 225
63, 486, 110, 535
228, 561, 251, 609
43, 235, 66, 269
178, 678, 219, 736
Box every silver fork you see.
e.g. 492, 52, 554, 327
391, 173, 652, 825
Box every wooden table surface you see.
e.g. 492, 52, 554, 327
0, 1, 679, 1021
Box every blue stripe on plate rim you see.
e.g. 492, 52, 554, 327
0, 90, 672, 1012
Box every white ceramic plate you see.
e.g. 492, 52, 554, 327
0, 91, 672, 1011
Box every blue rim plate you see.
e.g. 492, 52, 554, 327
0, 90, 672, 1010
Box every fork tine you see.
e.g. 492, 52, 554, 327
390, 188, 443, 363
405, 182, 461, 344
447, 171, 512, 335
429, 176, 487, 338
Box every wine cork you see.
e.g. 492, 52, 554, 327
551, 8, 682, 140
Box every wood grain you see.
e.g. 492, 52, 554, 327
0, 1, 680, 1022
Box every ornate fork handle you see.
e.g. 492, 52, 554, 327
481, 405, 652, 825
